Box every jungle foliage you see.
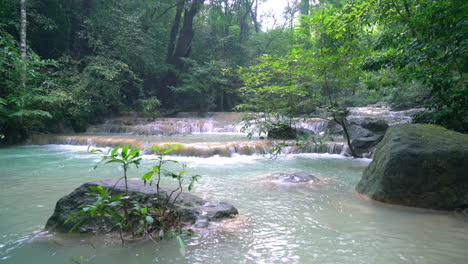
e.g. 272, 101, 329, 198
0, 0, 466, 143
237, 0, 467, 133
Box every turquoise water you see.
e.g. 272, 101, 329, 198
0, 145, 467, 263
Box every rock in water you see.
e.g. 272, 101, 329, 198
46, 179, 238, 233
273, 172, 320, 184
348, 117, 389, 157
356, 124, 468, 210
267, 124, 297, 139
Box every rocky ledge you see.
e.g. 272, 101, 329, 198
46, 179, 238, 233
356, 124, 468, 210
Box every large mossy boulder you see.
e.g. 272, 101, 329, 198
356, 124, 468, 210
46, 179, 238, 233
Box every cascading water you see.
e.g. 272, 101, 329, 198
347, 107, 421, 125
293, 118, 329, 134
85, 112, 242, 135
27, 108, 419, 157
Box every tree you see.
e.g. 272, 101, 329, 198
359, 0, 467, 131
161, 0, 206, 103
20, 0, 27, 88
236, 51, 321, 137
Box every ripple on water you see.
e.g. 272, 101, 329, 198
1, 145, 468, 264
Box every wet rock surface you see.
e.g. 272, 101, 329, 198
267, 125, 297, 139
356, 124, 468, 210
272, 172, 320, 184
348, 117, 389, 157
46, 179, 238, 233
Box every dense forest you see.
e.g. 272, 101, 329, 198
0, 0, 466, 144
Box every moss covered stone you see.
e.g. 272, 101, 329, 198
356, 124, 468, 210
46, 179, 238, 233
267, 124, 297, 139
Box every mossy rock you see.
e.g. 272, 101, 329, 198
356, 124, 468, 210
267, 124, 297, 139
46, 179, 238, 233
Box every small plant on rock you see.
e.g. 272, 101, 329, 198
142, 144, 201, 231
65, 144, 200, 255
89, 144, 142, 194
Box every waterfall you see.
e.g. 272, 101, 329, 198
28, 108, 419, 158
347, 107, 422, 125
85, 113, 243, 135
294, 119, 329, 133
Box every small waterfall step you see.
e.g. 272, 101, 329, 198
28, 108, 420, 157
29, 134, 349, 158
85, 112, 244, 135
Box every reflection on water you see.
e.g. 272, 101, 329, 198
0, 145, 467, 264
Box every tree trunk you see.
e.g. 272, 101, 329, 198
171, 0, 205, 68
299, 0, 310, 37
249, 0, 260, 33
73, 0, 93, 59
239, 0, 255, 42
20, 0, 27, 88
166, 0, 185, 65
161, 0, 205, 104
333, 113, 358, 158
219, 88, 224, 111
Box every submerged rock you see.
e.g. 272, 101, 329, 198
356, 124, 468, 210
273, 172, 320, 184
46, 179, 238, 233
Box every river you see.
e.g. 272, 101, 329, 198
0, 109, 467, 263
0, 145, 467, 263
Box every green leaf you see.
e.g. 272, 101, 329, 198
176, 235, 186, 256
167, 172, 179, 179
109, 193, 124, 202
121, 145, 130, 158
151, 145, 160, 152
163, 147, 180, 154
132, 157, 142, 164
68, 219, 85, 233
104, 159, 124, 165
110, 208, 124, 223
64, 210, 83, 224
111, 145, 121, 156
188, 175, 201, 192
88, 144, 103, 153
89, 185, 105, 195
128, 146, 140, 158
142, 171, 154, 181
